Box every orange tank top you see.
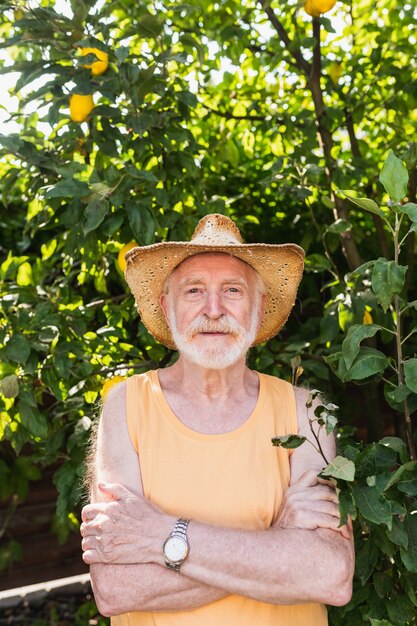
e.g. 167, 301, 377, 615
112, 369, 327, 626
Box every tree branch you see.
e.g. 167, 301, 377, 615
309, 18, 361, 269
344, 106, 391, 259
257, 0, 311, 75
257, 3, 361, 269
405, 165, 416, 293
202, 103, 282, 123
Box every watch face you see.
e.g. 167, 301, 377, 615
164, 536, 188, 563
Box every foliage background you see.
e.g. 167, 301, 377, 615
0, 0, 416, 623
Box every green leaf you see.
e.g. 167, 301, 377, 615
0, 374, 19, 398
355, 539, 378, 584
386, 594, 415, 624
373, 572, 394, 598
371, 258, 407, 312
355, 443, 398, 480
321, 456, 355, 481
224, 139, 240, 167
379, 436, 408, 463
345, 347, 388, 381
339, 190, 386, 217
53, 461, 82, 518
342, 323, 381, 369
325, 219, 352, 234
351, 484, 392, 527
18, 400, 48, 438
398, 202, 417, 223
384, 461, 417, 491
379, 150, 409, 203
401, 514, 417, 569
387, 517, 408, 549
136, 13, 163, 36
323, 412, 338, 435
41, 239, 57, 261
5, 335, 31, 364
16, 261, 33, 286
369, 620, 394, 626
403, 358, 417, 393
271, 434, 306, 449
338, 487, 357, 525
385, 385, 411, 410
82, 199, 110, 235
44, 179, 90, 199
304, 253, 332, 273
126, 203, 155, 245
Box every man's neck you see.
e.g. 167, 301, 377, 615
164, 355, 256, 398
157, 356, 260, 434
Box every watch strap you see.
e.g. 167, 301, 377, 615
164, 518, 190, 571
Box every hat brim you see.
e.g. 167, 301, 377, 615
125, 241, 304, 349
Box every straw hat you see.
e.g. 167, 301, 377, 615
125, 214, 305, 348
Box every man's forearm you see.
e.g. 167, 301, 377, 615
174, 523, 354, 607
90, 562, 227, 616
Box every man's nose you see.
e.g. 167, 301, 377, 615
203, 291, 224, 319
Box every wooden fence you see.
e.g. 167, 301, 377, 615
0, 467, 88, 591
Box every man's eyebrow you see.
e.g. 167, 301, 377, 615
177, 274, 205, 287
178, 275, 249, 287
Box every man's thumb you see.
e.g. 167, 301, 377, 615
98, 482, 130, 501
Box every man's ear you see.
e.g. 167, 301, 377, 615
159, 293, 169, 322
257, 293, 268, 331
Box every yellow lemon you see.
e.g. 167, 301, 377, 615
328, 61, 342, 85
101, 376, 125, 399
80, 47, 109, 76
363, 310, 373, 325
117, 241, 138, 273
69, 94, 95, 123
305, 0, 337, 17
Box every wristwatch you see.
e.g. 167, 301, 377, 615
163, 518, 190, 572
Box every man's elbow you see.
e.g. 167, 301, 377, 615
90, 565, 146, 617
326, 577, 353, 607
324, 553, 354, 607
90, 569, 120, 617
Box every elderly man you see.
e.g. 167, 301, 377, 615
81, 214, 354, 626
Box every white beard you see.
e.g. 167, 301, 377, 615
167, 298, 261, 370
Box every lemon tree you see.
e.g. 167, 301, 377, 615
0, 1, 416, 622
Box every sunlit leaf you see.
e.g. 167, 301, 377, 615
339, 190, 386, 217
321, 456, 355, 481
379, 150, 409, 203
371, 258, 407, 312
342, 323, 381, 369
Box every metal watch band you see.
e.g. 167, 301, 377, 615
164, 517, 190, 572
173, 518, 189, 539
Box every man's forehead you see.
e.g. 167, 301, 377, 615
172, 252, 255, 279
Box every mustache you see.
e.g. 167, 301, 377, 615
185, 315, 245, 338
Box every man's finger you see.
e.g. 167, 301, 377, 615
82, 548, 101, 564
81, 503, 108, 521
295, 468, 320, 488
98, 481, 132, 501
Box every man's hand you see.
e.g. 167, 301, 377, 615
274, 469, 351, 540
80, 483, 173, 565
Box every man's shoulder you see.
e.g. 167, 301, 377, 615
105, 370, 155, 400
256, 371, 296, 393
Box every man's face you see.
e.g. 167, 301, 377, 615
160, 253, 265, 369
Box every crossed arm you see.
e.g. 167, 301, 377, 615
81, 382, 354, 617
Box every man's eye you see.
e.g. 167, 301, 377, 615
227, 287, 240, 293
187, 288, 200, 294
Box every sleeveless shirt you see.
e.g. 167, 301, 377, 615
111, 369, 327, 626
